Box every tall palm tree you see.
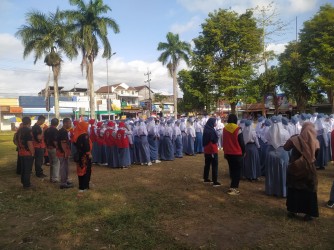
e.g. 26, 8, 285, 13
64, 0, 120, 119
157, 32, 191, 118
16, 9, 77, 118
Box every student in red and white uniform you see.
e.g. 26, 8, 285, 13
116, 122, 131, 168
104, 121, 119, 168
95, 121, 106, 164
88, 119, 98, 163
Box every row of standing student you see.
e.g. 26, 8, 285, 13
86, 117, 224, 168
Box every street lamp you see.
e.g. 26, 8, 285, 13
107, 52, 116, 120
74, 83, 79, 120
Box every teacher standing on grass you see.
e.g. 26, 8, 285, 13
202, 117, 220, 187
222, 114, 245, 196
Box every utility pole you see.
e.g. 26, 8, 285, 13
144, 69, 152, 113
107, 52, 116, 120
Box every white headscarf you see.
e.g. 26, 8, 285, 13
267, 117, 290, 149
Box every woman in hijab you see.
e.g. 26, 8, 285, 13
264, 116, 290, 198
203, 117, 220, 186
73, 121, 92, 195
284, 122, 319, 221
242, 120, 261, 181
173, 120, 183, 158
194, 118, 204, 154
223, 114, 245, 195
160, 119, 175, 161
216, 117, 224, 150
314, 114, 329, 170
185, 118, 196, 156
180, 118, 188, 154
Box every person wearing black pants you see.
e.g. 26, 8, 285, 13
223, 114, 245, 195
73, 121, 92, 197
18, 117, 35, 189
203, 117, 220, 186
225, 155, 243, 189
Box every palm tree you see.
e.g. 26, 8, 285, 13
63, 0, 120, 119
16, 9, 77, 118
157, 32, 191, 118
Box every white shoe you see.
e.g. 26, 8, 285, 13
154, 160, 161, 163
147, 162, 152, 166
227, 188, 240, 195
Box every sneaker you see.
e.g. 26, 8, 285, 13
60, 183, 74, 189
37, 173, 47, 178
326, 200, 334, 208
147, 162, 152, 166
203, 179, 212, 183
154, 160, 161, 163
212, 182, 221, 187
227, 188, 240, 195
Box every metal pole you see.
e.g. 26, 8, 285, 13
107, 52, 116, 120
144, 69, 152, 114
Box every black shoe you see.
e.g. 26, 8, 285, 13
316, 167, 325, 170
326, 200, 334, 208
60, 183, 74, 189
37, 173, 47, 178
203, 179, 212, 183
213, 182, 221, 187
287, 212, 296, 218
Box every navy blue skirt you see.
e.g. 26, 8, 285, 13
242, 143, 261, 179
265, 146, 289, 198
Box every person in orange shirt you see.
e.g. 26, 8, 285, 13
57, 118, 74, 189
44, 118, 60, 182
73, 121, 92, 194
31, 115, 47, 178
18, 117, 35, 188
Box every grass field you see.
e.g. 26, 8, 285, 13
0, 131, 334, 249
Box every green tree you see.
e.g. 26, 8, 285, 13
16, 9, 77, 118
157, 32, 192, 118
254, 2, 287, 116
193, 9, 262, 114
299, 4, 334, 112
256, 66, 280, 115
278, 41, 311, 112
177, 69, 206, 113
64, 0, 119, 119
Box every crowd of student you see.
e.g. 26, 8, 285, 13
13, 112, 334, 218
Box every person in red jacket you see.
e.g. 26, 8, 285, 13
88, 119, 98, 163
202, 117, 220, 186
223, 114, 245, 195
116, 122, 131, 168
104, 121, 119, 168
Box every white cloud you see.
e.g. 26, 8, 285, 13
267, 42, 288, 55
178, 0, 320, 15
287, 0, 317, 13
0, 33, 175, 97
170, 16, 201, 35
177, 0, 227, 13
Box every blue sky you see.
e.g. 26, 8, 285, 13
0, 0, 331, 96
